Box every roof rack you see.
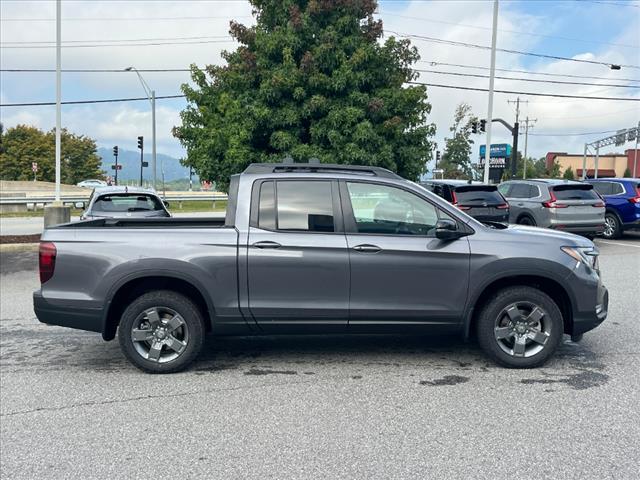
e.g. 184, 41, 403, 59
243, 162, 402, 179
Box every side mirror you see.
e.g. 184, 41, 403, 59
435, 218, 462, 240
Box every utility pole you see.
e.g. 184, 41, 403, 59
522, 117, 537, 179
507, 97, 529, 178
483, 0, 499, 185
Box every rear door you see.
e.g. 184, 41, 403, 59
247, 179, 349, 326
341, 180, 470, 326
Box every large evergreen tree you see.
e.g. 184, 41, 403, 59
174, 0, 435, 190
0, 125, 104, 183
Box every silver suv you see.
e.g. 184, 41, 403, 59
498, 179, 605, 235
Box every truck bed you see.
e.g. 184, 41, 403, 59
53, 216, 228, 229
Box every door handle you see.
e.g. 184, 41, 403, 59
352, 244, 381, 253
516, 203, 524, 206
252, 241, 281, 249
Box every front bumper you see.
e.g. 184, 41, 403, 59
34, 290, 103, 334
569, 275, 609, 336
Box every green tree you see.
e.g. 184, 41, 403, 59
174, 0, 435, 191
0, 125, 103, 183
440, 103, 477, 179
623, 167, 632, 178
563, 165, 575, 180
547, 160, 561, 178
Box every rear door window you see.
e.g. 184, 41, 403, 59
509, 183, 533, 199
454, 187, 505, 205
591, 182, 613, 196
276, 181, 335, 232
552, 185, 599, 200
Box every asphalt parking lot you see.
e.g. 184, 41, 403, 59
1, 234, 639, 479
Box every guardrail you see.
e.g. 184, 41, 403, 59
0, 193, 229, 213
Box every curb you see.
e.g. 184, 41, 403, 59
0, 243, 39, 253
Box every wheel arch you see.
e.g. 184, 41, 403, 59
464, 274, 574, 340
516, 213, 536, 224
102, 273, 214, 341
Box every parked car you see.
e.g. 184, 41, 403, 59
498, 179, 605, 235
585, 178, 640, 239
420, 180, 509, 224
35, 163, 608, 373
77, 179, 107, 188
80, 186, 170, 220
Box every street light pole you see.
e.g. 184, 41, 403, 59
55, 0, 61, 202
483, 0, 499, 185
125, 67, 157, 190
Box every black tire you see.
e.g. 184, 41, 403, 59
602, 212, 622, 239
517, 215, 536, 227
118, 290, 205, 373
476, 286, 563, 368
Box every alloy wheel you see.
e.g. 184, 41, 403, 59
130, 307, 189, 363
494, 302, 551, 358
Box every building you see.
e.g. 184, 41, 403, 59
545, 149, 640, 178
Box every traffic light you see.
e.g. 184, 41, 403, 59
435, 150, 441, 163
137, 136, 144, 150
113, 146, 118, 157
471, 121, 478, 134
480, 119, 487, 133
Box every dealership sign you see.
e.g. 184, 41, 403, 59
479, 143, 511, 159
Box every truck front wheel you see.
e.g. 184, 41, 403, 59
118, 290, 205, 373
476, 286, 563, 368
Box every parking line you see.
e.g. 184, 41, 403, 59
596, 240, 640, 249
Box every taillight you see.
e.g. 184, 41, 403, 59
630, 188, 640, 204
542, 191, 568, 208
457, 205, 471, 210
496, 203, 509, 209
39, 242, 57, 283
592, 201, 605, 208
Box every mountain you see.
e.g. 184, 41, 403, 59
98, 147, 192, 182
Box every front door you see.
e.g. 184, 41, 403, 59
247, 179, 349, 327
341, 181, 471, 325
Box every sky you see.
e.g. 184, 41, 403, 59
1, 0, 639, 172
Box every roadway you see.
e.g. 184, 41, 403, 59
0, 236, 639, 479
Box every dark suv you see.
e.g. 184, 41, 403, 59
586, 178, 640, 239
420, 180, 509, 223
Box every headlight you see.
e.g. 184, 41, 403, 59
561, 246, 599, 270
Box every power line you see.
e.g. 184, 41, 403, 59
1, 35, 231, 45
1, 39, 235, 49
527, 130, 620, 137
0, 15, 253, 22
0, 68, 192, 73
4, 82, 639, 108
407, 81, 640, 101
389, 31, 639, 69
418, 60, 640, 83
0, 95, 186, 107
377, 11, 639, 50
415, 69, 639, 88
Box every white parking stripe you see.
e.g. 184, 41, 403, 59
596, 240, 640, 249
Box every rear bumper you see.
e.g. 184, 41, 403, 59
622, 218, 640, 231
550, 223, 605, 234
33, 290, 103, 334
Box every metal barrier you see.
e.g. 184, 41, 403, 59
0, 193, 228, 205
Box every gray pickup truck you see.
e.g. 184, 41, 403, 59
34, 163, 608, 373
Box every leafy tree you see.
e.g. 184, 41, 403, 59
174, 0, 435, 190
562, 165, 575, 180
547, 160, 561, 178
623, 167, 632, 178
0, 124, 103, 183
440, 103, 477, 179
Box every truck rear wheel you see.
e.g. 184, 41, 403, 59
476, 286, 563, 368
118, 290, 205, 373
